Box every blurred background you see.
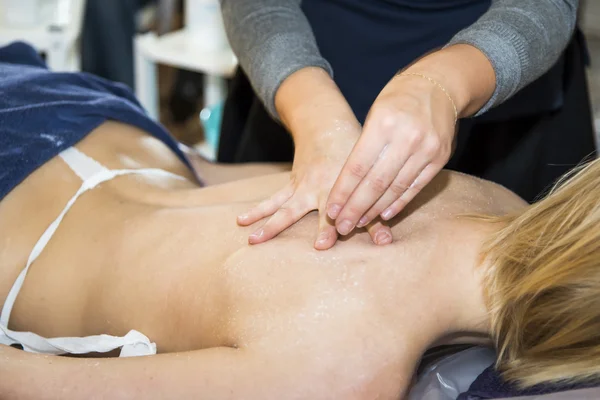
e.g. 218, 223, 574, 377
581, 0, 600, 143
1, 0, 599, 157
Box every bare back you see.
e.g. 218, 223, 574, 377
0, 122, 526, 396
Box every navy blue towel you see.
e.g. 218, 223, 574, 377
458, 365, 600, 399
0, 41, 192, 201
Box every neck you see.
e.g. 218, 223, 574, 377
404, 220, 496, 358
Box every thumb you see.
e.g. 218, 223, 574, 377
314, 198, 339, 250
366, 220, 393, 246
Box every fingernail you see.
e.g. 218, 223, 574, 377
337, 220, 354, 236
238, 214, 249, 222
357, 216, 369, 228
375, 231, 392, 245
315, 232, 330, 247
327, 204, 341, 219
248, 229, 264, 243
381, 208, 394, 220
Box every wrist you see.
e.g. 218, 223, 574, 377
274, 67, 360, 148
402, 44, 496, 118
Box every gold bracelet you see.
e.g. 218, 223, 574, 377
397, 72, 458, 123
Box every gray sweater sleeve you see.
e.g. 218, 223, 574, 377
220, 0, 332, 118
221, 0, 578, 119
447, 0, 578, 115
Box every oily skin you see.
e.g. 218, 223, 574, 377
241, 44, 496, 250
0, 122, 526, 399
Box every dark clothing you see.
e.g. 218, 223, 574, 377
81, 0, 152, 89
220, 0, 578, 118
218, 31, 596, 203
447, 30, 596, 201
457, 365, 600, 399
0, 42, 192, 201
301, 0, 491, 123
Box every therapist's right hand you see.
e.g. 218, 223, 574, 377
236, 67, 394, 250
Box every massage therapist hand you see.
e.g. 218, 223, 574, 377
326, 44, 496, 236
324, 73, 458, 234
237, 67, 394, 250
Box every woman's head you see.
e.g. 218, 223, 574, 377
481, 157, 600, 388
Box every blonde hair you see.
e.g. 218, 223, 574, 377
480, 157, 600, 388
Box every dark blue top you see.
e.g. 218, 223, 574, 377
301, 0, 491, 123
0, 42, 193, 201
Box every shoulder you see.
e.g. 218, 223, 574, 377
409, 170, 527, 218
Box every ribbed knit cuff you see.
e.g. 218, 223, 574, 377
243, 32, 333, 120
447, 24, 528, 116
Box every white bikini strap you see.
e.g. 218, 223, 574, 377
59, 147, 111, 181
0, 147, 185, 356
0, 325, 156, 357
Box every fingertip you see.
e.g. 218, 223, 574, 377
314, 236, 336, 251
336, 219, 355, 236
380, 208, 396, 221
314, 226, 338, 250
327, 203, 342, 220
374, 230, 393, 246
314, 240, 331, 251
248, 229, 265, 245
237, 214, 251, 226
356, 216, 370, 228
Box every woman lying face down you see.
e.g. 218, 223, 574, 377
0, 120, 599, 399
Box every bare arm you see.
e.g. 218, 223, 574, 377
0, 346, 250, 399
0, 343, 395, 400
0, 345, 342, 400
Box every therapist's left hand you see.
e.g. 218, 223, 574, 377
325, 73, 458, 236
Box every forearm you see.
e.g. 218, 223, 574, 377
0, 345, 354, 400
0, 345, 264, 400
220, 0, 332, 118
447, 0, 578, 114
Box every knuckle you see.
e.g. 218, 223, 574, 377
348, 162, 367, 179
441, 143, 453, 160
424, 137, 441, 157
277, 206, 295, 220
405, 128, 424, 147
389, 181, 409, 196
367, 176, 389, 193
379, 113, 399, 132
345, 205, 365, 218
